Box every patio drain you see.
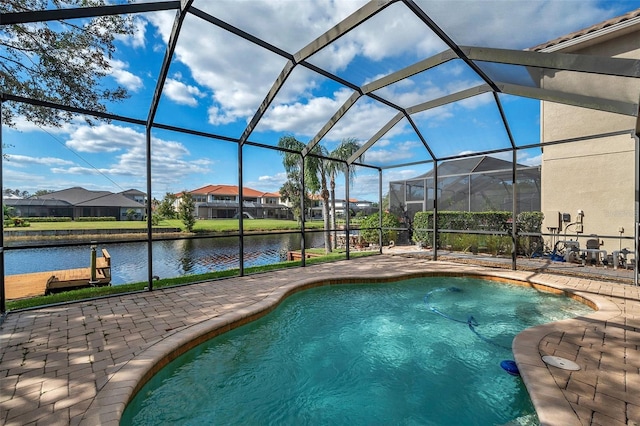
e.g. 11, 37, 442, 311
542, 355, 581, 370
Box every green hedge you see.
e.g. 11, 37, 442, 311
359, 212, 400, 245
4, 217, 31, 227
25, 217, 73, 223
412, 211, 544, 256
75, 216, 117, 222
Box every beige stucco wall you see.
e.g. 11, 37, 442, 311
540, 27, 639, 256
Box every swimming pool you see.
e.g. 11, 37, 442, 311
121, 276, 593, 425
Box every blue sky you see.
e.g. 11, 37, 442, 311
3, 0, 639, 202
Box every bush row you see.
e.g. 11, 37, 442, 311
358, 212, 400, 245
75, 217, 117, 222
4, 218, 30, 227
9, 216, 119, 222
24, 217, 73, 222
411, 211, 544, 256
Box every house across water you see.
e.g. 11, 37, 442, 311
3, 187, 146, 221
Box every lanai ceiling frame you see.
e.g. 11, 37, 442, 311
3, 1, 638, 165
1, 0, 639, 304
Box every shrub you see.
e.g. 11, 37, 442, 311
359, 212, 400, 245
26, 217, 73, 222
516, 211, 544, 256
12, 217, 30, 227
411, 210, 544, 256
412, 211, 432, 246
76, 217, 117, 222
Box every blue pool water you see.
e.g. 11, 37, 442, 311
121, 277, 593, 425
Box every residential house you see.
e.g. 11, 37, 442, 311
534, 9, 640, 257
178, 185, 292, 220
4, 187, 146, 220
120, 189, 146, 205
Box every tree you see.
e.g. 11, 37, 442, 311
178, 192, 196, 232
3, 204, 15, 220
2, 188, 30, 198
277, 135, 333, 253
157, 192, 177, 219
327, 137, 362, 249
0, 1, 134, 128
278, 177, 308, 223
33, 189, 54, 197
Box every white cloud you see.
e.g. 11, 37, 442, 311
9, 116, 74, 134
258, 172, 287, 185
131, 17, 148, 49
3, 154, 74, 167
323, 99, 405, 143
141, 0, 630, 145
457, 92, 495, 110
164, 78, 205, 107
365, 140, 424, 165
415, 0, 620, 49
66, 124, 142, 153
115, 16, 147, 49
257, 88, 353, 136
108, 58, 143, 91
147, 11, 287, 125
54, 123, 212, 188
245, 172, 288, 193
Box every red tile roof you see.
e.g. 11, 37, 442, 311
185, 185, 280, 198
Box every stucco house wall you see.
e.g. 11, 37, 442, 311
539, 21, 639, 257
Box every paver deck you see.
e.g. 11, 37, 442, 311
1, 255, 638, 425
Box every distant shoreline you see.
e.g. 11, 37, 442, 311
4, 227, 182, 242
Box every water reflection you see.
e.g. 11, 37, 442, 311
5, 233, 323, 285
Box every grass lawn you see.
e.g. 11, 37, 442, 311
6, 250, 378, 311
5, 218, 325, 233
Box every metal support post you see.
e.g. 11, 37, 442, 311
300, 154, 306, 267
0, 99, 5, 315
635, 131, 639, 286
378, 169, 383, 253
512, 150, 518, 270
238, 143, 244, 276
345, 163, 350, 260
433, 162, 438, 260
145, 126, 154, 291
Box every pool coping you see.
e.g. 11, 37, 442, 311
1, 256, 638, 425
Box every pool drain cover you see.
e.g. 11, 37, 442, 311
541, 356, 580, 371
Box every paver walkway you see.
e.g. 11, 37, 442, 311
1, 255, 638, 425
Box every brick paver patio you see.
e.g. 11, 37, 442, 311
1, 255, 638, 425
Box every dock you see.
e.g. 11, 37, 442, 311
286, 251, 323, 261
5, 249, 112, 300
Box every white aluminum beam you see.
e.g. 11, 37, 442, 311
361, 49, 457, 94
406, 84, 492, 115
499, 82, 638, 116
303, 92, 362, 157
347, 112, 404, 164
294, 0, 398, 63
463, 46, 640, 78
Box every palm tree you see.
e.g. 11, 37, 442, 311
278, 136, 362, 253
328, 138, 363, 249
278, 136, 332, 253
278, 136, 329, 249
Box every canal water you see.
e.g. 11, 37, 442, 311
4, 233, 326, 285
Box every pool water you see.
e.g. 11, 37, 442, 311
121, 277, 593, 425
